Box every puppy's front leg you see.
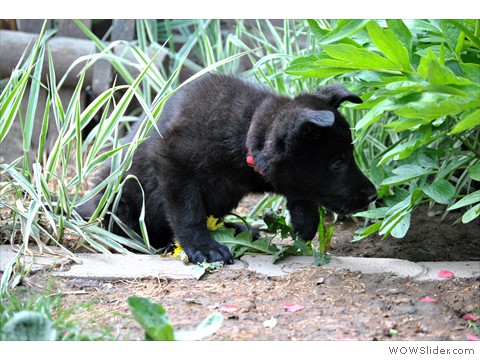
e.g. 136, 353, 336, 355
286, 199, 319, 241
163, 184, 234, 264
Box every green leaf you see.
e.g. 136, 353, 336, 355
366, 21, 411, 70
212, 227, 279, 258
353, 207, 389, 219
306, 19, 328, 41
381, 165, 434, 186
427, 58, 471, 86
316, 19, 369, 45
272, 239, 316, 263
127, 297, 175, 341
3, 311, 57, 341
445, 20, 480, 48
353, 221, 382, 242
468, 162, 480, 182
323, 43, 400, 71
379, 189, 423, 238
314, 252, 331, 266
191, 261, 224, 280
394, 92, 472, 121
263, 210, 297, 239
450, 109, 480, 134
355, 98, 396, 131
285, 55, 352, 78
379, 196, 412, 236
386, 20, 413, 57
390, 212, 411, 238
447, 191, 480, 210
422, 179, 456, 205
462, 204, 480, 223
440, 20, 462, 53
175, 312, 223, 341
385, 117, 431, 133
459, 63, 480, 84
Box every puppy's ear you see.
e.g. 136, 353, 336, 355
315, 84, 363, 108
295, 110, 335, 139
300, 109, 335, 128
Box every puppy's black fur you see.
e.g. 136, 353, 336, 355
77, 74, 377, 264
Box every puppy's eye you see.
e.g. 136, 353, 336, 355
329, 158, 344, 172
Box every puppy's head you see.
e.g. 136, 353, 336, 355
260, 84, 377, 214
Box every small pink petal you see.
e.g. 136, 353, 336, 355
284, 304, 305, 313
338, 336, 358, 341
220, 304, 238, 313
463, 314, 480, 322
466, 334, 480, 341
420, 296, 438, 303
438, 270, 454, 278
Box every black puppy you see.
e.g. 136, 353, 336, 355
77, 74, 377, 264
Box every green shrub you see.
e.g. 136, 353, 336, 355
286, 19, 480, 239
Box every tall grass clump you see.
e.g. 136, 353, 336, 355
0, 19, 256, 292
2, 19, 333, 290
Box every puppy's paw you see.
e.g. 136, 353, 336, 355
296, 226, 317, 241
184, 241, 234, 265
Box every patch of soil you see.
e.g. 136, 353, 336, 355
51, 268, 479, 341
331, 205, 480, 262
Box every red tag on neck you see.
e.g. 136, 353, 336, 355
246, 149, 264, 176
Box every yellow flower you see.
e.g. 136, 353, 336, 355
172, 242, 183, 258
206, 215, 223, 231
172, 242, 189, 264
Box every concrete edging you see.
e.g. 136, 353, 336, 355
1, 245, 478, 282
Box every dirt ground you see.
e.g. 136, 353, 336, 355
39, 199, 479, 341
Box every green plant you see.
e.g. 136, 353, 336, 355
286, 19, 480, 240
2, 19, 337, 280
127, 296, 223, 340
0, 20, 251, 289
2, 311, 57, 341
0, 286, 115, 340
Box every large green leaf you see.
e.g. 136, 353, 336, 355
316, 19, 369, 45
175, 312, 223, 341
447, 190, 480, 210
459, 63, 480, 84
450, 109, 480, 134
323, 43, 401, 71
378, 139, 423, 165
381, 165, 434, 186
2, 311, 57, 341
468, 162, 480, 181
386, 20, 413, 57
440, 20, 462, 53
393, 92, 475, 120
355, 98, 397, 131
286, 54, 357, 78
127, 297, 175, 341
422, 179, 456, 205
427, 58, 471, 86
366, 21, 411, 70
390, 212, 411, 238
462, 204, 480, 223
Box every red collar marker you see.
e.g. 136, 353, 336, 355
246, 149, 265, 176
